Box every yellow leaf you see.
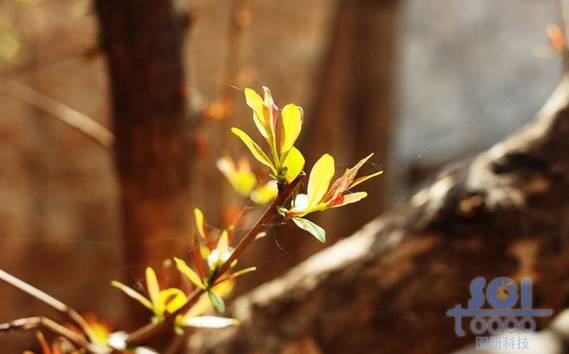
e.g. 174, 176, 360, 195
194, 208, 206, 240
229, 266, 257, 280
217, 157, 257, 197
200, 246, 210, 260
174, 257, 204, 289
330, 192, 368, 208
231, 128, 276, 174
159, 288, 187, 314
280, 104, 303, 153
146, 267, 162, 315
250, 181, 278, 204
349, 170, 383, 190
185, 293, 211, 318
244, 88, 268, 138
213, 279, 235, 297
306, 154, 335, 209
234, 171, 257, 196
111, 281, 153, 311
282, 146, 305, 183
262, 86, 277, 134
184, 280, 235, 318
216, 230, 229, 259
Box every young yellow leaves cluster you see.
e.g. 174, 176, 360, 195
279, 153, 382, 242
217, 156, 278, 204
112, 268, 186, 322
112, 210, 254, 333
111, 265, 239, 335
232, 86, 381, 243
231, 87, 305, 185
175, 209, 255, 314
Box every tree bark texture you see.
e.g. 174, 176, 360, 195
193, 76, 569, 354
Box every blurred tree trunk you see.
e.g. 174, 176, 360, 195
303, 0, 398, 239
94, 0, 191, 325
195, 76, 569, 354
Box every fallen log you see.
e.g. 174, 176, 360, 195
193, 74, 569, 354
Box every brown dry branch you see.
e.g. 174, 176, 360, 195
0, 77, 114, 148
192, 75, 569, 354
0, 316, 90, 351
0, 269, 95, 344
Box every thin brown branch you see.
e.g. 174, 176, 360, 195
0, 268, 94, 344
125, 174, 305, 347
0, 316, 90, 350
0, 77, 114, 148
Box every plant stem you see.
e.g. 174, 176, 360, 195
125, 173, 304, 347
0, 316, 109, 354
0, 268, 94, 343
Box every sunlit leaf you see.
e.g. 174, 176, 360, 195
174, 258, 205, 289
262, 86, 278, 135
182, 316, 239, 329
244, 88, 268, 138
207, 290, 225, 313
145, 268, 162, 315
229, 266, 257, 280
217, 157, 257, 197
231, 128, 276, 174
324, 153, 374, 201
216, 230, 229, 259
330, 192, 368, 208
194, 208, 206, 240
111, 281, 153, 311
159, 288, 187, 314
292, 217, 326, 243
233, 171, 257, 196
185, 293, 211, 318
349, 171, 383, 190
280, 104, 303, 153
83, 313, 111, 345
185, 281, 234, 317
250, 181, 278, 204
306, 154, 335, 209
282, 146, 305, 183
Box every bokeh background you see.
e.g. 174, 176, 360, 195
0, 0, 563, 351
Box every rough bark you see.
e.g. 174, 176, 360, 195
193, 76, 569, 354
94, 0, 191, 324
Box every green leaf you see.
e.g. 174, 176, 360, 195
207, 290, 225, 313
292, 217, 326, 243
